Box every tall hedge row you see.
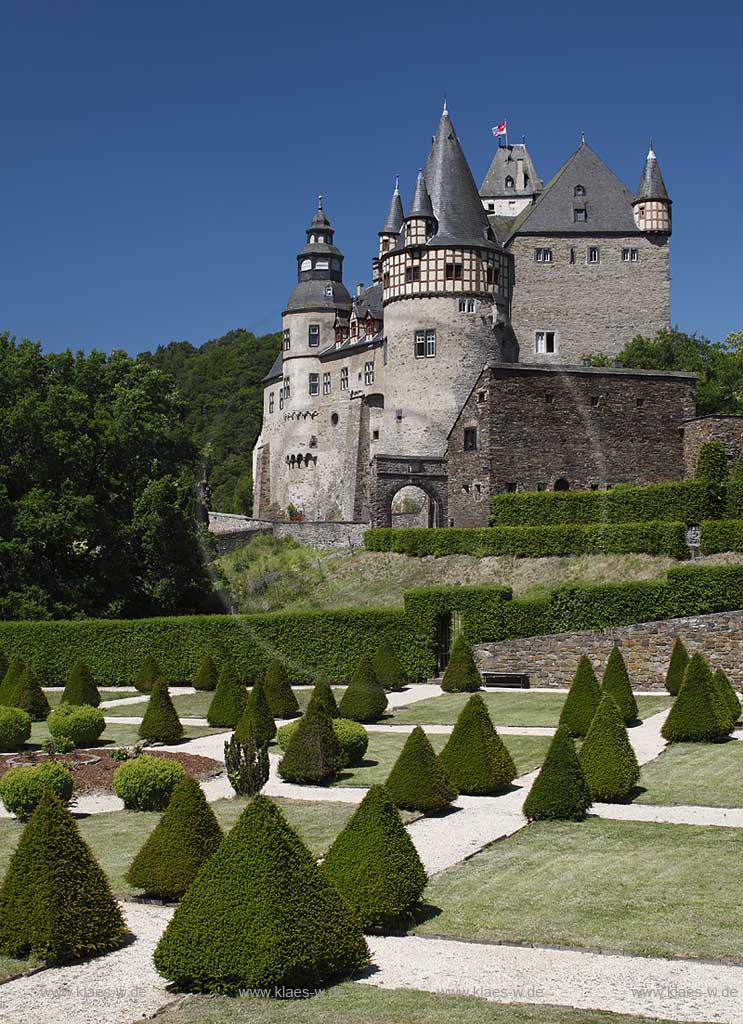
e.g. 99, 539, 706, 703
364, 521, 688, 559
699, 520, 743, 555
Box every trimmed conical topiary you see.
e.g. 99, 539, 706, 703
601, 646, 638, 725
278, 697, 344, 784
665, 637, 689, 696
441, 634, 482, 693
712, 668, 741, 722
322, 785, 427, 930
578, 693, 640, 802
126, 776, 223, 899
372, 643, 407, 691
153, 795, 370, 992
523, 728, 592, 821
61, 660, 100, 707
0, 791, 126, 963
263, 660, 300, 719
558, 656, 602, 737
207, 662, 248, 728
0, 657, 25, 706
135, 654, 161, 693
234, 678, 276, 747
139, 679, 184, 743
661, 653, 733, 742
438, 693, 517, 795
311, 677, 340, 718
385, 726, 458, 813
338, 656, 388, 723
193, 655, 218, 692
12, 667, 50, 722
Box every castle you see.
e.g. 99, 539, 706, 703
252, 103, 691, 529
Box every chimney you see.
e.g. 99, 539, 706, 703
356, 282, 364, 298
516, 158, 525, 191
372, 258, 381, 284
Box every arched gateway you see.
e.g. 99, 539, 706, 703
369, 454, 448, 528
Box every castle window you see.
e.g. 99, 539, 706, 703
445, 262, 463, 280
269, 392, 275, 414
308, 324, 320, 347
279, 391, 284, 410
283, 329, 291, 351
283, 376, 290, 399
458, 298, 476, 313
622, 248, 639, 262
315, 259, 329, 270
477, 391, 486, 404
364, 361, 374, 385
323, 372, 331, 395
574, 185, 585, 197
591, 395, 601, 407
574, 208, 587, 222
569, 248, 576, 264
331, 412, 339, 425
309, 435, 317, 448
474, 483, 481, 494
405, 264, 421, 282
545, 392, 554, 404
382, 238, 391, 252
300, 259, 312, 271
324, 284, 333, 297
383, 272, 390, 287
372, 429, 379, 440
340, 366, 349, 390
309, 373, 319, 396
535, 248, 552, 263
535, 331, 556, 354
505, 482, 517, 492
463, 427, 478, 451
505, 175, 514, 189
415, 329, 437, 358
487, 202, 495, 211
636, 397, 645, 408
486, 266, 499, 287
587, 246, 600, 264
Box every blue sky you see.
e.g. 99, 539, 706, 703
0, 1, 740, 355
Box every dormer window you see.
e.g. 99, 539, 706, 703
505, 175, 514, 189
574, 208, 587, 222
300, 259, 312, 272
324, 284, 333, 297
574, 185, 585, 197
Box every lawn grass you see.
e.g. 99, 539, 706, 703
390, 691, 670, 728
332, 732, 550, 788
44, 689, 136, 709
27, 721, 220, 749
149, 981, 719, 1024
636, 739, 743, 807
416, 818, 743, 962
165, 687, 347, 720
0, 953, 38, 983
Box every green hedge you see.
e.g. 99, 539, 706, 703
364, 522, 688, 559
489, 481, 712, 527
699, 520, 743, 555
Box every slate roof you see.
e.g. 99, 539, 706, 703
352, 281, 383, 321
380, 178, 404, 234
263, 351, 283, 383
480, 143, 543, 197
319, 329, 384, 361
407, 170, 434, 219
284, 279, 353, 313
634, 146, 671, 204
507, 142, 640, 237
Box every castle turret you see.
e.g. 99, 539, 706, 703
632, 142, 672, 234
403, 170, 436, 245
379, 176, 404, 256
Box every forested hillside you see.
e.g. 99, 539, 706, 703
139, 328, 280, 514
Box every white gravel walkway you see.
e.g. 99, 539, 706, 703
593, 801, 743, 830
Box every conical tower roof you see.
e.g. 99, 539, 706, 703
634, 143, 671, 204
407, 170, 434, 219
309, 194, 331, 229
380, 176, 404, 234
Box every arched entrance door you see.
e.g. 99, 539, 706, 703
554, 477, 570, 491
390, 485, 441, 528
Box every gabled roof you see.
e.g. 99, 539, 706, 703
480, 143, 542, 197
507, 141, 640, 237
634, 145, 671, 204
352, 281, 383, 321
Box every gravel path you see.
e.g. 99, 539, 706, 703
592, 801, 743, 829
362, 935, 743, 1024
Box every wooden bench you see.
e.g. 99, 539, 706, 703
482, 672, 530, 689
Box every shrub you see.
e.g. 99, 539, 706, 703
695, 441, 729, 485
601, 647, 639, 724
126, 776, 223, 899
712, 668, 741, 722
558, 656, 602, 737
278, 698, 345, 784
234, 678, 276, 747
441, 635, 482, 693
322, 785, 427, 930
0, 656, 24, 706
0, 761, 74, 820
523, 728, 592, 821
113, 755, 186, 811
263, 660, 300, 718
384, 726, 458, 813
0, 792, 125, 963
135, 653, 161, 693
338, 657, 388, 723
708, 667, 737, 733
661, 654, 734, 743
311, 677, 340, 718
224, 730, 269, 796
277, 717, 368, 767
47, 704, 106, 747
665, 636, 689, 695
192, 655, 218, 691
207, 662, 248, 728
61, 660, 100, 707
138, 680, 184, 743
153, 795, 370, 992
12, 667, 50, 722
438, 694, 517, 795
699, 519, 743, 554
0, 647, 6, 684
0, 707, 32, 753
578, 694, 640, 802
372, 643, 407, 691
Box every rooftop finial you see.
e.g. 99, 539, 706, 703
394, 174, 400, 195
581, 130, 586, 145
648, 138, 656, 159
317, 193, 323, 210
442, 95, 448, 116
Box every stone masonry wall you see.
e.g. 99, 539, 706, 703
682, 416, 743, 477
476, 610, 743, 689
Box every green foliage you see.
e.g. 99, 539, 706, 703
438, 694, 517, 795
0, 707, 31, 752
138, 680, 184, 743
372, 642, 408, 691
277, 698, 345, 785
224, 731, 270, 796
311, 677, 340, 718
712, 668, 741, 722
338, 656, 388, 723
0, 656, 25, 705
263, 660, 300, 718
113, 755, 186, 811
578, 694, 641, 801
523, 728, 592, 821
384, 726, 458, 813
558, 656, 602, 737
47, 704, 106, 747
277, 717, 369, 767
153, 794, 370, 992
234, 679, 276, 747
601, 647, 639, 724
661, 654, 734, 743
699, 518, 743, 554
709, 668, 737, 733
61, 660, 100, 706
126, 777, 223, 899
441, 634, 482, 693
0, 792, 126, 963
11, 666, 50, 721
135, 653, 161, 693
0, 335, 211, 621
695, 441, 729, 485
322, 785, 427, 930
366, 521, 689, 559
0, 761, 74, 820
0, 647, 6, 683
192, 655, 218, 691
207, 662, 248, 728
665, 637, 689, 695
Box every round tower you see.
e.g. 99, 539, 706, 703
632, 142, 672, 234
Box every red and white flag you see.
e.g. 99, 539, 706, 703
492, 121, 507, 137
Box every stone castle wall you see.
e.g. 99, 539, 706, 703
682, 416, 743, 477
